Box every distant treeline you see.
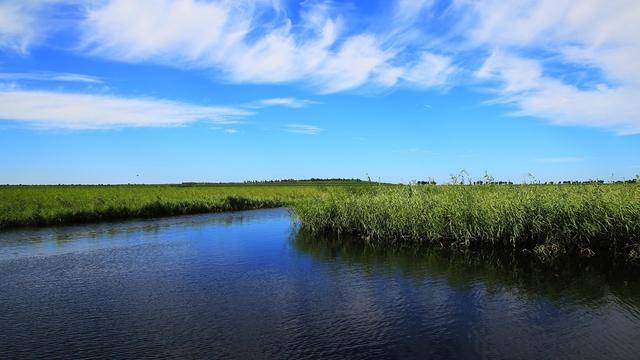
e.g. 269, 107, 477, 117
242, 178, 364, 184
417, 178, 639, 185
180, 178, 365, 186
3, 177, 638, 187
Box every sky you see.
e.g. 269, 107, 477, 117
0, 0, 639, 184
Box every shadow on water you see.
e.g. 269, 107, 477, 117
292, 229, 640, 310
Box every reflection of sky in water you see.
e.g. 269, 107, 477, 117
1, 208, 640, 359
0, 208, 291, 259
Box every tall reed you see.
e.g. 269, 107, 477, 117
293, 184, 640, 261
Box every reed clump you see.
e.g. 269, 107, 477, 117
293, 183, 640, 262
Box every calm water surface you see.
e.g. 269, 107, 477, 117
1, 208, 640, 359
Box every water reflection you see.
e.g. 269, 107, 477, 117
1, 208, 640, 359
292, 231, 640, 359
292, 230, 640, 313
0, 209, 286, 259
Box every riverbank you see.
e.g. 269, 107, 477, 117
0, 182, 364, 229
293, 183, 640, 262
3, 206, 639, 359
3, 182, 639, 263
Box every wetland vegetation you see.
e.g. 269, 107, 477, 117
0, 181, 366, 229
293, 182, 640, 263
2, 180, 639, 264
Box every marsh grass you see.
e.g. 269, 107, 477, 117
293, 183, 640, 262
3, 182, 639, 263
0, 183, 363, 229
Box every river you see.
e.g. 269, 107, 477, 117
1, 208, 639, 359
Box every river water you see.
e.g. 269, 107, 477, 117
1, 208, 639, 359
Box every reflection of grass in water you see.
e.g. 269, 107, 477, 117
293, 183, 640, 262
292, 229, 640, 308
0, 208, 283, 249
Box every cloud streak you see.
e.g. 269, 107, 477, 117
285, 124, 322, 135
249, 97, 320, 109
0, 71, 102, 83
0, 90, 250, 129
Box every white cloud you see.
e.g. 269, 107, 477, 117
0, 0, 72, 53
0, 71, 102, 83
401, 52, 455, 88
2, 0, 455, 94
3, 0, 639, 135
223, 128, 238, 134
393, 0, 434, 23
456, 0, 640, 62
285, 124, 322, 135
476, 51, 640, 134
459, 0, 640, 134
79, 0, 453, 93
314, 34, 396, 93
0, 90, 250, 129
0, 1, 39, 53
251, 97, 320, 108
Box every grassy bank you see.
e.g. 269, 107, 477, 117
293, 183, 640, 262
4, 182, 640, 263
0, 182, 365, 229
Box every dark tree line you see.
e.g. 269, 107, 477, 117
416, 179, 638, 185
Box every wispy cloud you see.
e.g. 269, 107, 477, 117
210, 126, 238, 134
0, 72, 102, 84
0, 76, 317, 131
536, 156, 584, 164
248, 97, 320, 109
78, 0, 454, 94
463, 1, 640, 134
3, 0, 639, 135
285, 124, 322, 135
475, 51, 640, 135
0, 90, 250, 129
0, 2, 39, 53
0, 1, 70, 53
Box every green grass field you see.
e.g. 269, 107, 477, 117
293, 183, 640, 262
2, 182, 639, 262
0, 182, 366, 229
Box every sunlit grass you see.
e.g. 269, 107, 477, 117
3, 182, 639, 262
293, 183, 640, 262
0, 182, 362, 229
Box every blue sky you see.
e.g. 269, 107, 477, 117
0, 0, 639, 184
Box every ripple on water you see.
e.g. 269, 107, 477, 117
1, 208, 640, 359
